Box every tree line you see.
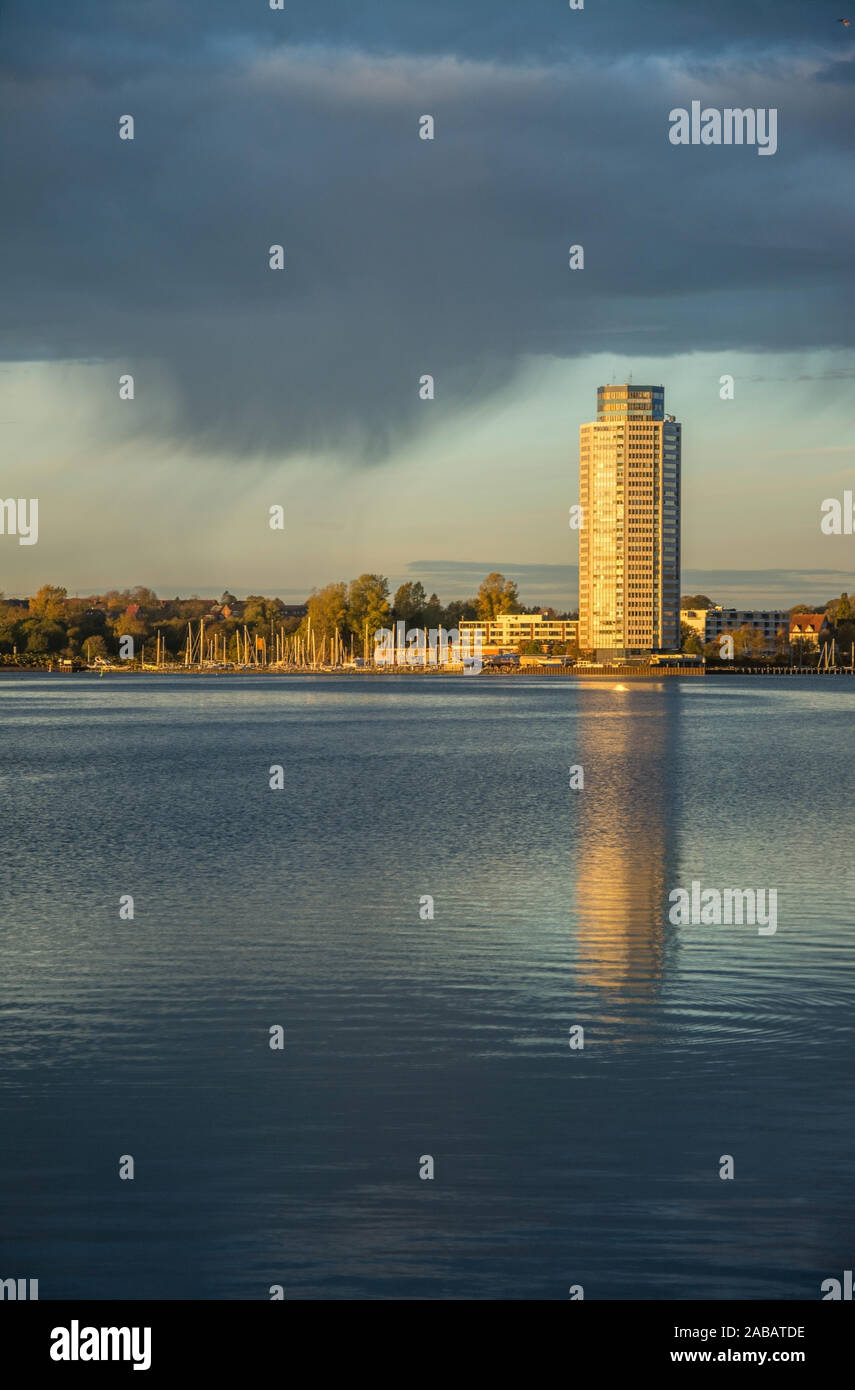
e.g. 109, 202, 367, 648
0, 573, 574, 665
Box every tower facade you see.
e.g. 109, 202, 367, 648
579, 385, 680, 660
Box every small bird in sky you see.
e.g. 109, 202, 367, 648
839, 17, 852, 25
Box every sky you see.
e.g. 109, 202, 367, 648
1, 0, 854, 608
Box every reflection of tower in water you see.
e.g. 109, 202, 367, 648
573, 690, 679, 1000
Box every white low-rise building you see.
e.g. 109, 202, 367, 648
681, 606, 789, 651
460, 614, 578, 650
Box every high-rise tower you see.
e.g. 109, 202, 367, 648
579, 385, 680, 660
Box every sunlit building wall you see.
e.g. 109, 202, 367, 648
579, 385, 681, 659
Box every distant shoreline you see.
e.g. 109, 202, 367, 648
1, 666, 852, 681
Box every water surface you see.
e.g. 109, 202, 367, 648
1, 673, 853, 1299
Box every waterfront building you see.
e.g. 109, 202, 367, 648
682, 606, 789, 652
789, 613, 830, 647
579, 385, 680, 661
459, 614, 578, 652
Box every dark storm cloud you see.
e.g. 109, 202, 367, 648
1, 0, 845, 67
0, 3, 853, 460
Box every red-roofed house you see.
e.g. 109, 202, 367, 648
789, 613, 829, 647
